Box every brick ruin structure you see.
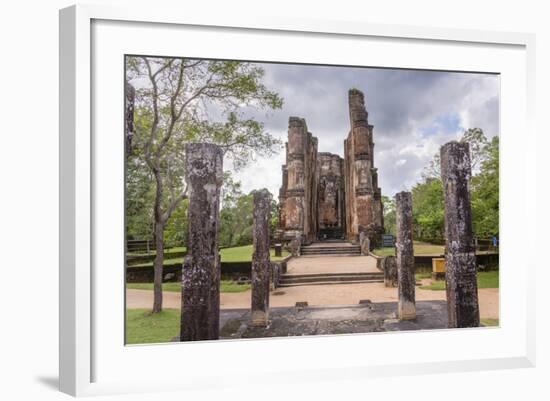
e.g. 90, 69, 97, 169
277, 89, 384, 247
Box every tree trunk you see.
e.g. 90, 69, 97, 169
152, 221, 164, 313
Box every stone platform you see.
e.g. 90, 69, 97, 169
216, 300, 449, 340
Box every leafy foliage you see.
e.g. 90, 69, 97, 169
471, 136, 499, 237
412, 178, 445, 240
126, 57, 284, 246
381, 195, 396, 236
422, 127, 488, 179
125, 56, 283, 312
219, 192, 254, 247
413, 128, 498, 241
218, 188, 278, 248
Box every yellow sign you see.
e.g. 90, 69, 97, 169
432, 258, 446, 273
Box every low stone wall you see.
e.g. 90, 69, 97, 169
371, 253, 385, 272
271, 255, 292, 289
414, 255, 437, 270
371, 252, 498, 272
126, 255, 294, 284
126, 245, 235, 266
476, 252, 499, 268
126, 251, 187, 266
126, 264, 183, 283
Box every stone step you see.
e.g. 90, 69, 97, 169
302, 245, 360, 249
300, 249, 361, 255
301, 246, 360, 251
300, 248, 361, 253
278, 279, 384, 288
300, 253, 362, 257
280, 273, 383, 285
282, 272, 383, 279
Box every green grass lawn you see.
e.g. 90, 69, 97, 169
126, 308, 179, 344
132, 244, 289, 267
415, 271, 432, 280
420, 270, 499, 290
371, 247, 396, 257
372, 241, 445, 257
127, 280, 250, 293
481, 318, 499, 327
221, 245, 289, 262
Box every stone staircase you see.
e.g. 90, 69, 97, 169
300, 242, 361, 256
278, 271, 383, 287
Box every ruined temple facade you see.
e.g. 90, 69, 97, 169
277, 89, 384, 247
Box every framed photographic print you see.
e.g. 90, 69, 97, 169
59, 3, 536, 397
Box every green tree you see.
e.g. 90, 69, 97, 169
411, 178, 445, 241
125, 154, 155, 242
415, 128, 498, 242
219, 193, 254, 247
218, 175, 247, 248
381, 196, 396, 236
471, 136, 499, 237
218, 188, 277, 248
460, 127, 489, 172
163, 199, 188, 249
422, 127, 488, 179
126, 56, 283, 312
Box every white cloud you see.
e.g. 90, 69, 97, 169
230, 63, 499, 198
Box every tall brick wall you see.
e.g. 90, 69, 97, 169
278, 117, 318, 243
344, 89, 384, 247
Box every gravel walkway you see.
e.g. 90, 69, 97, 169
126, 255, 498, 319
126, 283, 499, 319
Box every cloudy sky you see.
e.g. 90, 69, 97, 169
231, 62, 500, 198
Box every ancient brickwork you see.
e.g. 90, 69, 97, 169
344, 89, 384, 246
180, 143, 224, 341
318, 153, 345, 239
440, 141, 480, 328
278, 89, 384, 244
278, 117, 318, 243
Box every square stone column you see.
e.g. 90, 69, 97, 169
440, 141, 480, 328
395, 191, 416, 320
250, 189, 272, 327
124, 82, 135, 156
180, 143, 223, 341
383, 256, 398, 287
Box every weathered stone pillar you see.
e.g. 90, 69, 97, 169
359, 231, 370, 255
383, 256, 398, 287
440, 142, 480, 328
250, 189, 272, 327
180, 143, 223, 341
395, 191, 416, 320
125, 82, 135, 156
288, 233, 301, 257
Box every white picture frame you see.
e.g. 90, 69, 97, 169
59, 3, 536, 397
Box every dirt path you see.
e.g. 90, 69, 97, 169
126, 283, 499, 319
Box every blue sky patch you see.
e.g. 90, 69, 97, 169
420, 112, 462, 137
